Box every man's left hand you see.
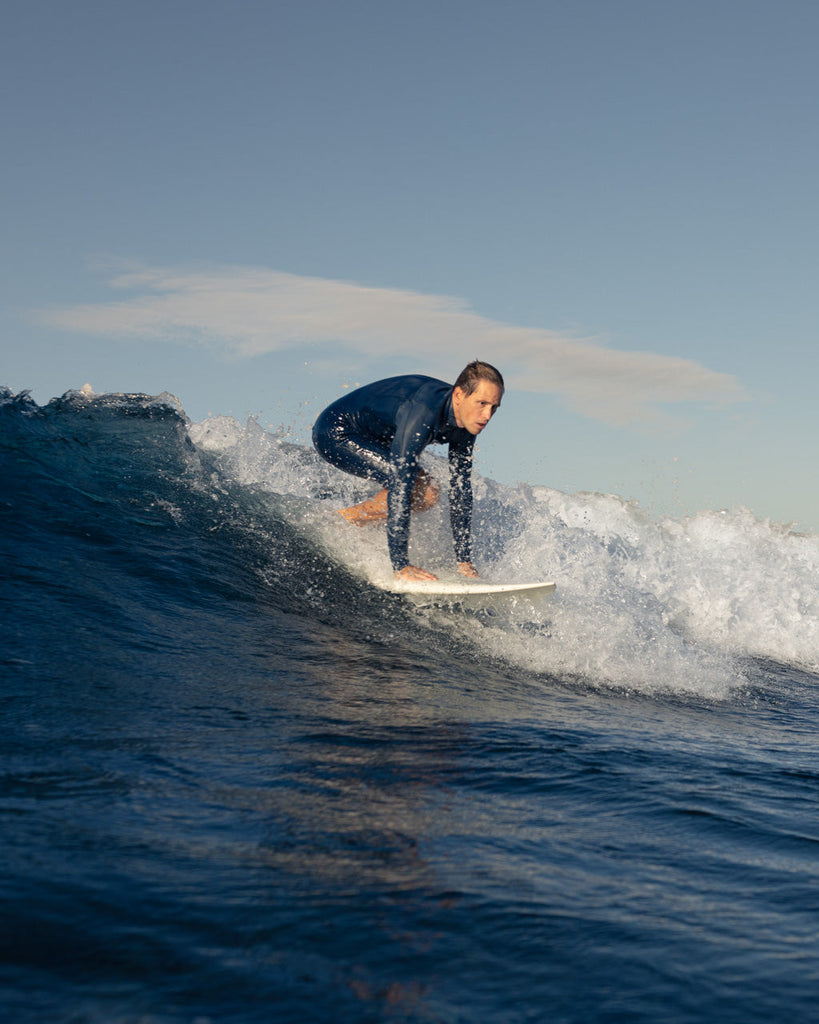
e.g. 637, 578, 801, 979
457, 562, 479, 578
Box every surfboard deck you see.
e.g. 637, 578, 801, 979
375, 578, 556, 599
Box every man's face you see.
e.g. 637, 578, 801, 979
452, 380, 503, 435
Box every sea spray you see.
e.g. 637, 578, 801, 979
189, 413, 819, 695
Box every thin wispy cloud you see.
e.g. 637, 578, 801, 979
38, 262, 745, 426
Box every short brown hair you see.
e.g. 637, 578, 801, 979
454, 360, 505, 397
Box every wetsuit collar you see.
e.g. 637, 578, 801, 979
435, 388, 471, 443
440, 391, 459, 437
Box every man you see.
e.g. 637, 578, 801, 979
312, 360, 504, 582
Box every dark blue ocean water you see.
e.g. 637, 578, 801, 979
2, 387, 818, 1024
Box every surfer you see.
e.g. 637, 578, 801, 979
312, 361, 504, 582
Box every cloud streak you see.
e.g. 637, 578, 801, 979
38, 262, 745, 426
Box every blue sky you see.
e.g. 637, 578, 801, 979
2, 0, 817, 530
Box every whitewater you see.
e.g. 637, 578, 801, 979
2, 386, 819, 1024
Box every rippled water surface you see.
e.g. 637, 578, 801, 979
2, 388, 818, 1023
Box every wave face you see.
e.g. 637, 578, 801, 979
3, 387, 819, 1024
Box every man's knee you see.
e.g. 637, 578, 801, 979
411, 472, 439, 512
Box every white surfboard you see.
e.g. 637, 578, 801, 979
376, 578, 556, 600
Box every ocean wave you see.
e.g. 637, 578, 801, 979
3, 388, 817, 696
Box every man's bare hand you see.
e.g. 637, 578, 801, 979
457, 562, 479, 578
396, 564, 438, 582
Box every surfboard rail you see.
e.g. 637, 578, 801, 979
376, 578, 556, 598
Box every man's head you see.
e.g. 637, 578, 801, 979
454, 360, 505, 398
452, 360, 504, 436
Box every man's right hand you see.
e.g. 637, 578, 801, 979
395, 564, 438, 582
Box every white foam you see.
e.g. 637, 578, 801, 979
189, 415, 819, 694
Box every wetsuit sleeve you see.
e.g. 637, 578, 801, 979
386, 400, 436, 571
448, 439, 474, 564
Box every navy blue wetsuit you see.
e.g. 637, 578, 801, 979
312, 375, 474, 571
